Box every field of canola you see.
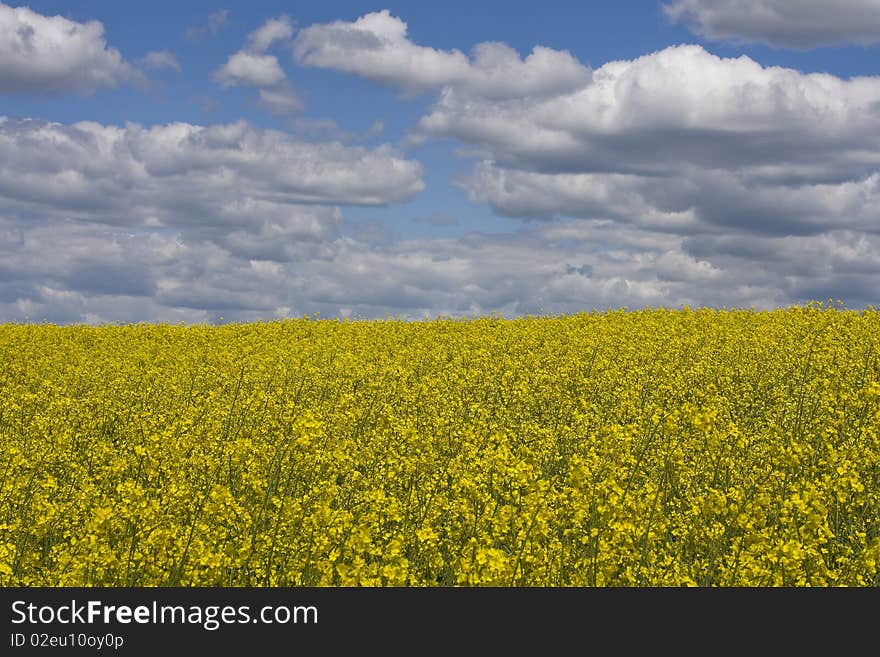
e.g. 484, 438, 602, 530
1, 305, 879, 586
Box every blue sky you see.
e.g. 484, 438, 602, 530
2, 1, 880, 322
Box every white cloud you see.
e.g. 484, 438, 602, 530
412, 42, 880, 266
293, 10, 591, 98
419, 45, 880, 178
4, 158, 880, 323
141, 50, 180, 72
293, 10, 469, 91
0, 118, 424, 226
5, 10, 880, 322
214, 51, 286, 87
0, 114, 433, 323
10, 210, 876, 324
215, 15, 302, 113
0, 3, 135, 94
465, 163, 700, 230
247, 14, 294, 53
465, 164, 880, 236
323, 33, 880, 316
665, 0, 880, 48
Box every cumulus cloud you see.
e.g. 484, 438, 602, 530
215, 14, 302, 113
0, 3, 135, 94
6, 10, 880, 323
0, 115, 432, 323
401, 40, 880, 313
420, 45, 880, 179
0, 216, 707, 323
0, 122, 740, 323
411, 43, 880, 248
0, 115, 875, 323
465, 164, 880, 237
9, 208, 876, 325
214, 51, 286, 87
664, 0, 880, 48
0, 117, 424, 226
293, 10, 591, 98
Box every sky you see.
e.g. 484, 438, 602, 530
2, 0, 880, 324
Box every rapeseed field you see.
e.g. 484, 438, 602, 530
1, 305, 878, 586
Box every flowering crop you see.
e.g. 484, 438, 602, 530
1, 305, 878, 586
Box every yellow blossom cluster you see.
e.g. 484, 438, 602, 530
1, 304, 878, 586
